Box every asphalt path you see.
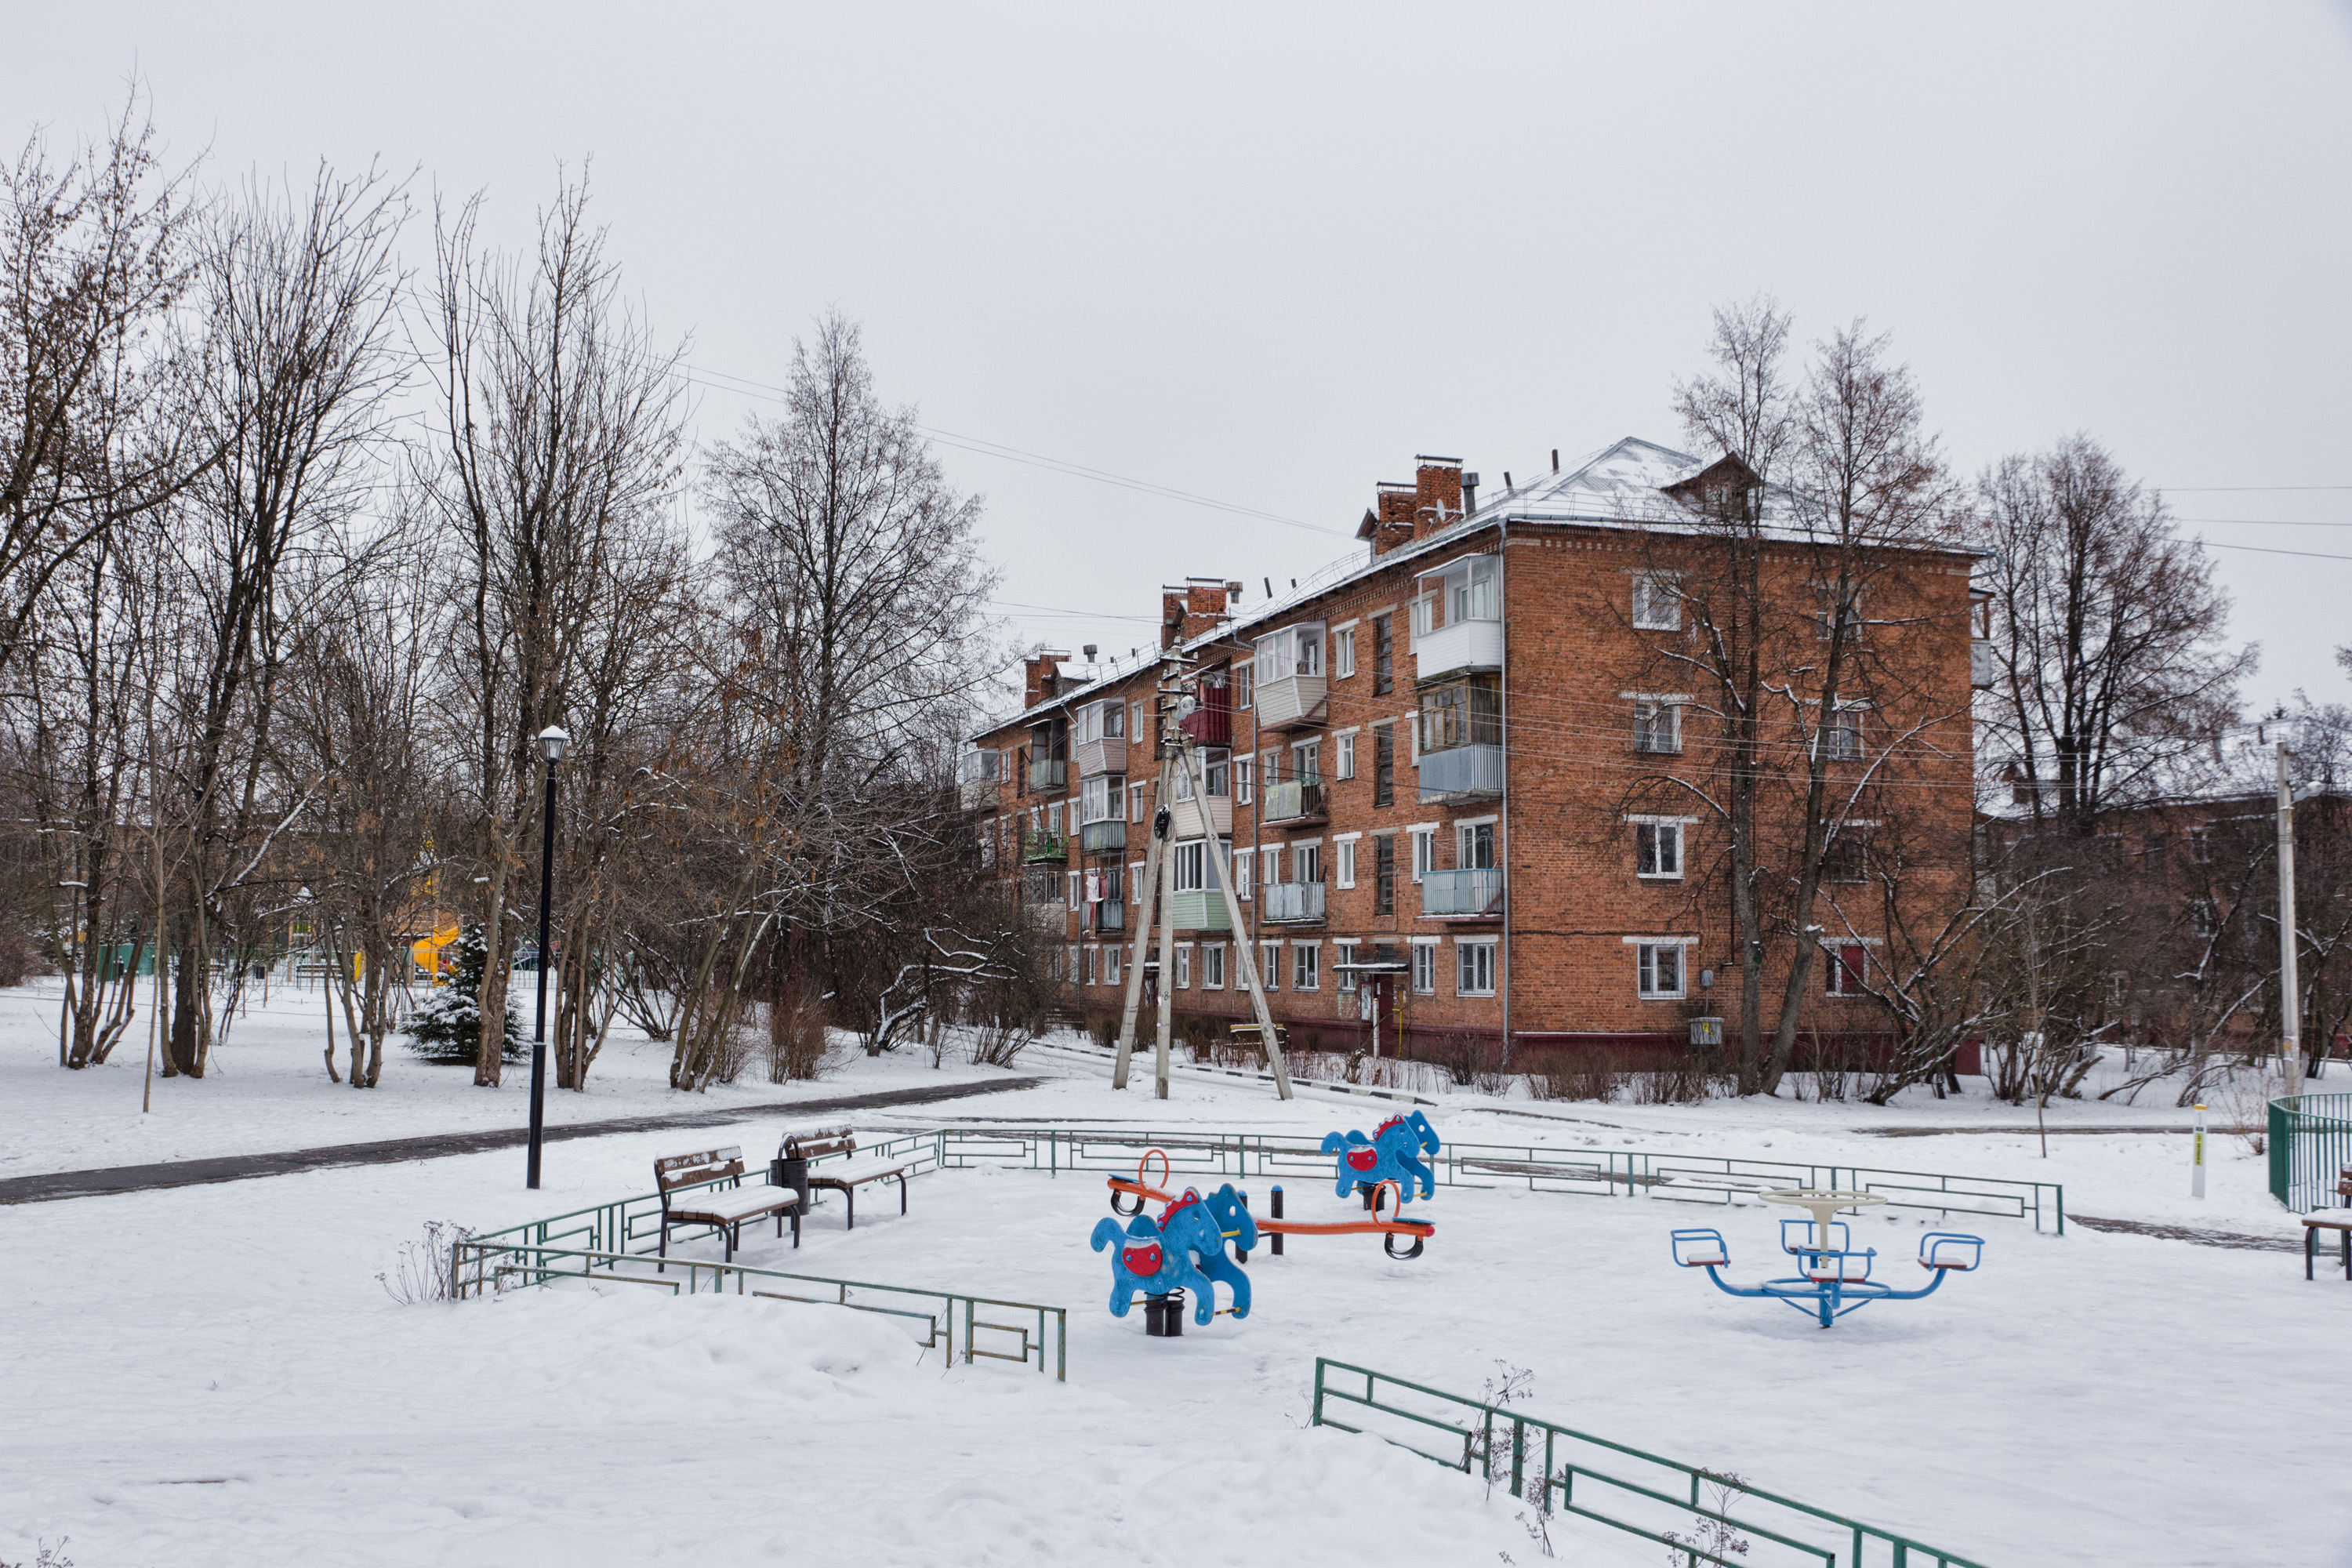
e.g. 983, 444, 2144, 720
0, 1075, 1044, 1205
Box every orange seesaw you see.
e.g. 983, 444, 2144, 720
1105, 1148, 1435, 1259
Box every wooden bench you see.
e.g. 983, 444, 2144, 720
655, 1145, 799, 1265
776, 1127, 909, 1232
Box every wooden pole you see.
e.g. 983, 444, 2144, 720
1178, 740, 1293, 1099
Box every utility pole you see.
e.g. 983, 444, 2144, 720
2278, 742, 2304, 1100
1112, 703, 1180, 1091
1177, 739, 1294, 1099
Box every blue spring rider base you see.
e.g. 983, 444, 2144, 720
1671, 1221, 1985, 1328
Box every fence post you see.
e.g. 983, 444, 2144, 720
1510, 1417, 1525, 1501
1311, 1357, 1327, 1428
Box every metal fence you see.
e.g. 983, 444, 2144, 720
885, 1125, 2063, 1234
1311, 1359, 1987, 1567
2270, 1091, 2352, 1211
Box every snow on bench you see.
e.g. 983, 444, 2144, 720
655, 1145, 800, 1265
779, 1127, 913, 1232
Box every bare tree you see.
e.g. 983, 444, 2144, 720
424, 175, 688, 1086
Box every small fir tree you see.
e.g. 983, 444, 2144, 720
404, 924, 522, 1064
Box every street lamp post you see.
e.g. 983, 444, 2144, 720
525, 724, 569, 1189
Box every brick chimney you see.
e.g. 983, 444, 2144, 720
1022, 650, 1069, 709
1357, 484, 1419, 557
1413, 456, 1465, 542
1160, 579, 1232, 650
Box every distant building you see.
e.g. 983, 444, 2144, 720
964, 440, 1982, 1062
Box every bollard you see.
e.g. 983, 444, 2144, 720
2190, 1103, 2207, 1200
1271, 1185, 1284, 1256
1236, 1191, 1250, 1262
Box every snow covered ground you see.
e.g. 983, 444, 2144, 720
5, 982, 2347, 1565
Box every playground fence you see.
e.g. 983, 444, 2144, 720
2270, 1091, 2352, 1212
877, 1125, 2064, 1234
459, 1197, 1065, 1380
1310, 1358, 1986, 1567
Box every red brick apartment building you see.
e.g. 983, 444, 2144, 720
963, 439, 1984, 1062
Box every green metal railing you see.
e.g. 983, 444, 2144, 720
453, 1234, 1065, 1379
893, 1125, 2063, 1234
1310, 1359, 1987, 1567
2270, 1091, 2352, 1211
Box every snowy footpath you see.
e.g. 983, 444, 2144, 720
4, 982, 2347, 1565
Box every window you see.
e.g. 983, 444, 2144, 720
1174, 945, 1191, 989
1336, 731, 1356, 779
1293, 942, 1319, 991
1824, 829, 1868, 884
1637, 942, 1685, 998
1374, 834, 1396, 915
2190, 898, 2219, 939
1825, 706, 1862, 762
1824, 944, 1867, 996
1173, 750, 1229, 801
1234, 662, 1254, 710
1067, 871, 1081, 909
1632, 573, 1681, 631
1410, 827, 1436, 883
1458, 822, 1495, 870
1418, 677, 1501, 753
1047, 946, 1064, 982
1410, 941, 1437, 995
1131, 701, 1145, 739
1261, 844, 1281, 887
1814, 583, 1858, 641
1105, 946, 1121, 987
1130, 861, 1143, 904
1374, 725, 1396, 808
1234, 758, 1253, 804
1261, 747, 1281, 788
2188, 826, 2212, 864
1105, 701, 1124, 739
1254, 623, 1324, 681
1372, 614, 1394, 695
1633, 700, 1682, 755
1334, 941, 1359, 993
1233, 844, 1253, 900
1636, 822, 1682, 878
1101, 863, 1124, 903
1083, 945, 1098, 985
1080, 773, 1125, 823
1457, 939, 1496, 996
1129, 782, 1147, 822
1201, 942, 1225, 989
1414, 554, 1498, 636
1294, 842, 1322, 883
1336, 837, 1358, 888
1261, 942, 1282, 990
1047, 801, 1064, 834
1335, 627, 1356, 678
1293, 740, 1322, 782
1172, 838, 1223, 893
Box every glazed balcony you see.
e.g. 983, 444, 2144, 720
1027, 757, 1068, 793
956, 749, 1002, 812
1414, 617, 1504, 685
1411, 552, 1501, 684
1169, 793, 1231, 840
1262, 779, 1326, 826
1260, 880, 1326, 925
1421, 867, 1504, 920
1075, 736, 1127, 779
1254, 673, 1326, 731
1167, 889, 1233, 931
1971, 639, 1996, 690
1022, 831, 1069, 864
1418, 743, 1503, 804
1078, 818, 1127, 855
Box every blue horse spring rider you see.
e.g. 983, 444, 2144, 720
1322, 1110, 1439, 1206
1671, 1218, 1986, 1329
1091, 1185, 1257, 1332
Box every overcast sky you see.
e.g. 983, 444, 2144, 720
14, 2, 2352, 714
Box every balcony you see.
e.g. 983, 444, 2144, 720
1022, 831, 1068, 864
1262, 779, 1326, 826
1022, 867, 1061, 905
1167, 889, 1233, 931
1971, 639, 1996, 690
1421, 867, 1503, 919
1414, 617, 1504, 685
958, 776, 998, 812
1075, 736, 1127, 779
1079, 818, 1127, 855
1089, 900, 1126, 935
1261, 880, 1326, 925
1254, 673, 1326, 731
1180, 687, 1231, 746
1418, 743, 1504, 804
1170, 793, 1232, 840
1027, 757, 1067, 793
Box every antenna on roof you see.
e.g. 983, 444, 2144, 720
1503, 470, 1513, 492
1264, 576, 1273, 599
1552, 448, 1560, 472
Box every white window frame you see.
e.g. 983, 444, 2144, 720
1824, 703, 1864, 762
1335, 730, 1356, 779
1065, 944, 1080, 983
1130, 861, 1143, 904
1334, 939, 1359, 993
1066, 870, 1081, 909
1456, 818, 1496, 871
1410, 826, 1437, 883
1293, 941, 1319, 993
1129, 782, 1147, 822
1632, 572, 1682, 631
1630, 697, 1684, 756
1083, 944, 1098, 985
1628, 937, 1696, 999
1824, 941, 1872, 997
1410, 938, 1439, 995
1234, 757, 1254, 805
1456, 938, 1497, 997
1233, 661, 1253, 710
1260, 942, 1282, 991
1104, 946, 1122, 987
1334, 833, 1359, 889
1234, 848, 1253, 901
1201, 942, 1225, 989
1174, 943, 1192, 989
1334, 626, 1356, 678
1261, 844, 1282, 887
1632, 818, 1686, 880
